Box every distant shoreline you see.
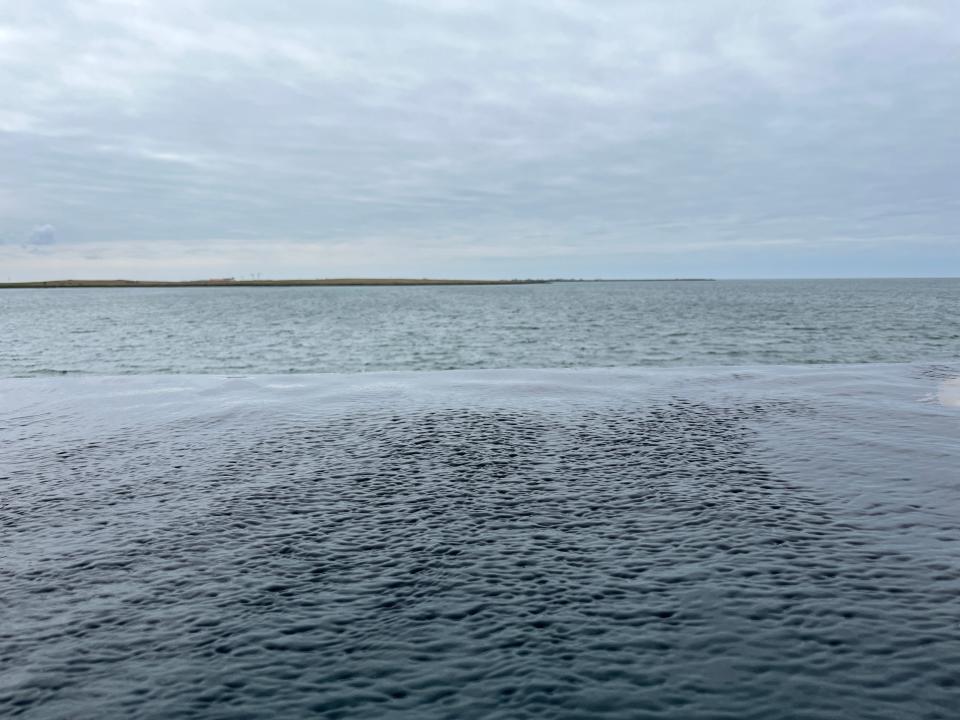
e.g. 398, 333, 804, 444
0, 278, 715, 288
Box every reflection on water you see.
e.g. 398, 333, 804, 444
938, 377, 960, 407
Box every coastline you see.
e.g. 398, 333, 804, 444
0, 277, 716, 289
0, 278, 550, 288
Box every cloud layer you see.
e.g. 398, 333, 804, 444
1, 0, 958, 279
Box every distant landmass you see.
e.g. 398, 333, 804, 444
0, 278, 715, 288
0, 278, 547, 288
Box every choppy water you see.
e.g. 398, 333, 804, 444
2, 278, 959, 376
2, 363, 959, 718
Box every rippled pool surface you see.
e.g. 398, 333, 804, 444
2, 364, 959, 718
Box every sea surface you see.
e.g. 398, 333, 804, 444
2, 364, 959, 719
2, 278, 959, 376
2, 278, 959, 718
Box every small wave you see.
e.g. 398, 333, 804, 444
11, 368, 91, 378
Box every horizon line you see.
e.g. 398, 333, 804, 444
1, 276, 957, 289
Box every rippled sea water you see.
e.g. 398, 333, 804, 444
2, 279, 959, 376
2, 364, 959, 719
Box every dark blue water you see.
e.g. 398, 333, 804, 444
2, 364, 958, 718
2, 279, 959, 376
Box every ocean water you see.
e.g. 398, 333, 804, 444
2, 278, 959, 376
3, 279, 959, 718
2, 364, 959, 719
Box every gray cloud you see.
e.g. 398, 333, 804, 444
26, 224, 57, 246
0, 0, 958, 278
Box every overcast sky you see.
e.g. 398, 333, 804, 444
1, 0, 958, 280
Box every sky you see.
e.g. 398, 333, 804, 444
1, 0, 958, 280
